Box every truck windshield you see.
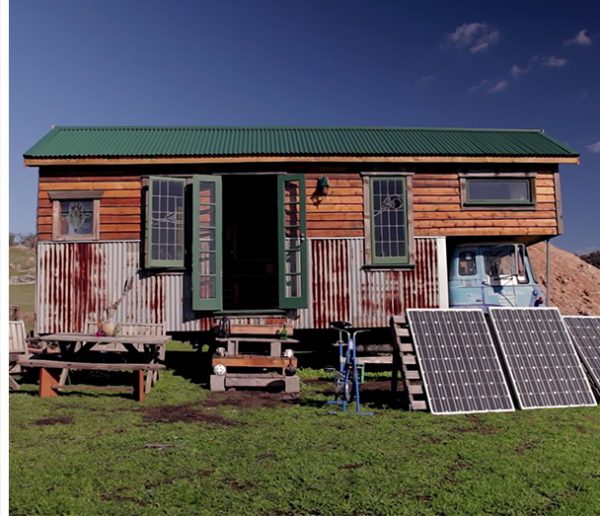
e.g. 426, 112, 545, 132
484, 245, 529, 284
484, 245, 516, 278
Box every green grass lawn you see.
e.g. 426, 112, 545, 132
10, 345, 600, 515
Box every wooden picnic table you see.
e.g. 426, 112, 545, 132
23, 333, 170, 401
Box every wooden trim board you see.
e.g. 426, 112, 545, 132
24, 155, 580, 166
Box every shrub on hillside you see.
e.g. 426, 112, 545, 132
580, 251, 600, 269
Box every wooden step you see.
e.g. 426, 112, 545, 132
406, 383, 424, 395
390, 315, 407, 326
356, 343, 394, 353
410, 400, 427, 411
212, 355, 298, 369
401, 354, 416, 365
216, 337, 299, 344
399, 343, 414, 353
230, 324, 293, 336
215, 337, 299, 358
404, 370, 421, 380
357, 355, 393, 365
393, 327, 410, 338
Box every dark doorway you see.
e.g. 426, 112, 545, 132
222, 175, 279, 310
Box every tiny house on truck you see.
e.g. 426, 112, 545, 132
24, 126, 578, 337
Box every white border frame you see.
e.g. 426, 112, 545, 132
488, 307, 597, 410
406, 308, 516, 415
1, 0, 9, 510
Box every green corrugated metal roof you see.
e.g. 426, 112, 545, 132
23, 126, 578, 159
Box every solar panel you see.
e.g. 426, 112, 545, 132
489, 308, 596, 409
406, 309, 515, 415
564, 316, 600, 391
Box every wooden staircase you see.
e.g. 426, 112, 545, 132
390, 316, 427, 411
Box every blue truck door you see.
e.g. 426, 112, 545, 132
448, 249, 484, 308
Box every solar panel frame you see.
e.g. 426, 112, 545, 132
489, 307, 597, 410
407, 308, 515, 415
563, 316, 600, 392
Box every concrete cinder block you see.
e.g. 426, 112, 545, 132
210, 374, 226, 392
284, 376, 300, 393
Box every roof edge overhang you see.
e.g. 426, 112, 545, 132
24, 154, 580, 167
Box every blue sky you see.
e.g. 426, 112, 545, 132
9, 0, 600, 252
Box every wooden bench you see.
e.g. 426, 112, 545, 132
32, 332, 168, 401
19, 358, 166, 402
77, 322, 166, 390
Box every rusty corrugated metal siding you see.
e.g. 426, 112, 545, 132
297, 237, 440, 328
37, 237, 442, 334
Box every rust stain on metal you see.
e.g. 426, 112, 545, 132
38, 238, 441, 334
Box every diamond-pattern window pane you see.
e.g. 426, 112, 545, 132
371, 178, 408, 261
149, 178, 185, 265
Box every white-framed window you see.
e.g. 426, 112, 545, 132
49, 191, 101, 241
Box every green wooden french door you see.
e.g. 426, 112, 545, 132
191, 174, 307, 311
277, 175, 308, 309
192, 175, 222, 311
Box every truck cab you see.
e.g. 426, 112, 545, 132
449, 243, 544, 311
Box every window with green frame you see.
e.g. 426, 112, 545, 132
369, 176, 410, 265
146, 176, 186, 268
463, 177, 534, 206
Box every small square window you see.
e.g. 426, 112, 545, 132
49, 191, 101, 241
59, 200, 95, 236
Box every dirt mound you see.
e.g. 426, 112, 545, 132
528, 243, 600, 316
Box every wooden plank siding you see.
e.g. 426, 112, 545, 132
38, 173, 142, 241
411, 171, 558, 237
305, 173, 364, 238
37, 168, 560, 241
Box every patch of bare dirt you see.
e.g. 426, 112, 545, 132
202, 391, 299, 409
452, 414, 497, 435
34, 415, 73, 426
515, 439, 538, 455
339, 463, 363, 470
100, 492, 149, 507
141, 403, 236, 426
358, 380, 391, 392
442, 455, 472, 486
529, 243, 600, 316
224, 478, 255, 492
448, 456, 471, 473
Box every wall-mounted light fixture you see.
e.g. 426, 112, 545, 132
317, 176, 330, 196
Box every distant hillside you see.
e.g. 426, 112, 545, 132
9, 245, 36, 330
529, 243, 600, 316
580, 251, 600, 270
9, 244, 36, 282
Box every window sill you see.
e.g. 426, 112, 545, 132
51, 237, 99, 243
462, 203, 536, 211
214, 309, 287, 315
143, 266, 186, 273
362, 263, 415, 271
